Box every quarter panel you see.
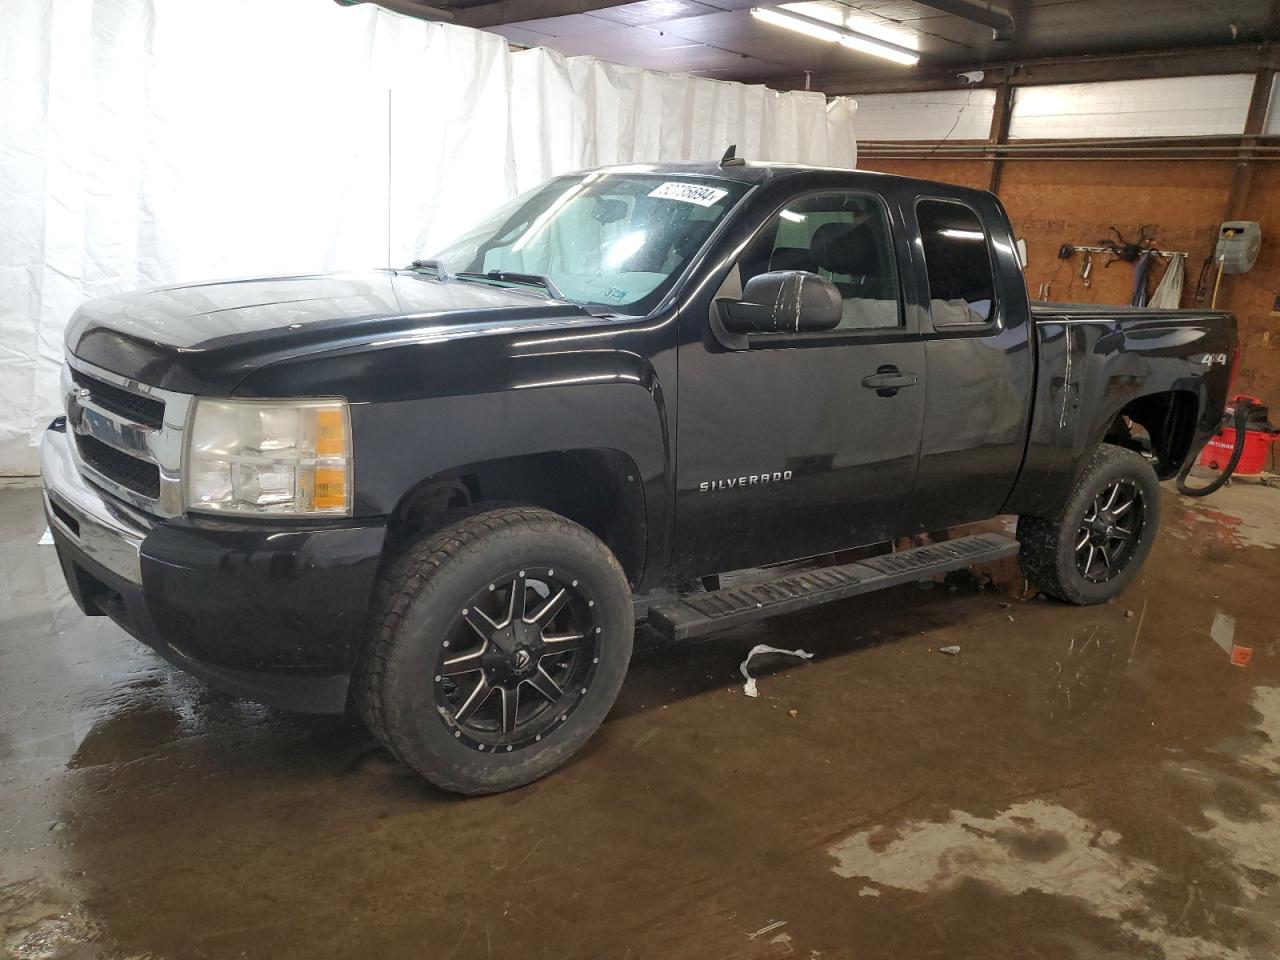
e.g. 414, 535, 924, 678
1004, 309, 1235, 518
337, 341, 675, 588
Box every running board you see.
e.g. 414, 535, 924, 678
647, 533, 1020, 641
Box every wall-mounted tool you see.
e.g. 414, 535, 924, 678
1064, 241, 1187, 299
1206, 221, 1263, 308
1215, 221, 1261, 274
1098, 225, 1157, 267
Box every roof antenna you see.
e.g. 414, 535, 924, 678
719, 144, 746, 167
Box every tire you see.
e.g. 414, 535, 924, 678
1017, 443, 1160, 605
356, 506, 634, 794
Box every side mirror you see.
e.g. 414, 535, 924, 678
718, 270, 842, 334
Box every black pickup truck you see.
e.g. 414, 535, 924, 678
42, 160, 1235, 793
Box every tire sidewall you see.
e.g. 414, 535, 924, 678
1053, 450, 1161, 604
379, 518, 634, 793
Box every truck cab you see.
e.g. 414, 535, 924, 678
669, 169, 1033, 578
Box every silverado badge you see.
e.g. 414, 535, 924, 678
699, 471, 793, 492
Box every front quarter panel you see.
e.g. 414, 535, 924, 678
234, 316, 677, 587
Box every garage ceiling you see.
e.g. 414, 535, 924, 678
398, 0, 1280, 87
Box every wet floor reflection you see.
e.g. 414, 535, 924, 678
3, 482, 1280, 958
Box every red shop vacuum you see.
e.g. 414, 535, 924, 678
1178, 395, 1280, 496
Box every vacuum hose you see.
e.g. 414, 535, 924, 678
1176, 400, 1253, 497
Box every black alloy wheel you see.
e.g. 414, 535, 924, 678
437, 569, 601, 752
1075, 479, 1145, 583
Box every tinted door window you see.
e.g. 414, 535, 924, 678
916, 199, 995, 325
739, 192, 900, 331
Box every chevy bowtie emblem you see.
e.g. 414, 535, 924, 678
68, 387, 91, 430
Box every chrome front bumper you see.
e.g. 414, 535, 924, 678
41, 424, 150, 586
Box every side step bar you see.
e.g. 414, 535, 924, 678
647, 533, 1020, 641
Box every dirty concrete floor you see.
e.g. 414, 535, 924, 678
3, 479, 1280, 960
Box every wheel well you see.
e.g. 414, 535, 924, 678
387, 449, 647, 587
1106, 390, 1199, 480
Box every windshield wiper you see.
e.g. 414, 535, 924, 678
404, 259, 451, 280
454, 270, 565, 301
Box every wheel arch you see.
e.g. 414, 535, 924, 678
386, 448, 648, 588
1102, 388, 1200, 480
1006, 386, 1201, 520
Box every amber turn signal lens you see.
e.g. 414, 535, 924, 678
310, 466, 349, 511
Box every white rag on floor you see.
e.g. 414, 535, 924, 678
739, 644, 814, 698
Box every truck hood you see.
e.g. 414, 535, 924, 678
65, 271, 595, 394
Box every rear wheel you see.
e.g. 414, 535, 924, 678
1018, 443, 1160, 605
357, 507, 634, 794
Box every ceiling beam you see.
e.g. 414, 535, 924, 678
346, 0, 454, 22
912, 1, 1014, 41
447, 0, 633, 28
799, 43, 1280, 96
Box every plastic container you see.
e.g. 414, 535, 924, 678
1198, 396, 1280, 476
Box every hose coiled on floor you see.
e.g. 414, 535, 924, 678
1176, 400, 1253, 497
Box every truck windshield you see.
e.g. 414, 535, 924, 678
425, 172, 749, 312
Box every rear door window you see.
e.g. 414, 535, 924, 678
916, 199, 995, 326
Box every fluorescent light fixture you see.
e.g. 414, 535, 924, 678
750, 7, 920, 66
939, 228, 985, 241
779, 209, 807, 223
839, 34, 919, 66
751, 6, 840, 41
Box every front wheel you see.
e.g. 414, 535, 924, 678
1018, 443, 1160, 605
356, 507, 634, 794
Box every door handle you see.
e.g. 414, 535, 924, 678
861, 365, 918, 396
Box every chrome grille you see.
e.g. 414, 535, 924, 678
75, 434, 162, 499
63, 358, 191, 517
70, 367, 165, 429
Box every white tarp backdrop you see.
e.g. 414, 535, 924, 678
509, 49, 857, 193
0, 0, 858, 474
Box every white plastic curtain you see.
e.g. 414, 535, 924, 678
0, 0, 858, 474
509, 48, 858, 193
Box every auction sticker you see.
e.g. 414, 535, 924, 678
648, 181, 729, 207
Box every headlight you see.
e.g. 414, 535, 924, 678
185, 398, 352, 516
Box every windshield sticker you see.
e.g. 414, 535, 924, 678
648, 181, 730, 208
605, 286, 627, 302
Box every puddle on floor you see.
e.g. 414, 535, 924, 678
827, 685, 1280, 960
1, 877, 100, 960
827, 798, 1265, 959
1172, 482, 1280, 550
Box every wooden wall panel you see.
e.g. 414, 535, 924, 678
1000, 160, 1232, 307
857, 158, 993, 191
